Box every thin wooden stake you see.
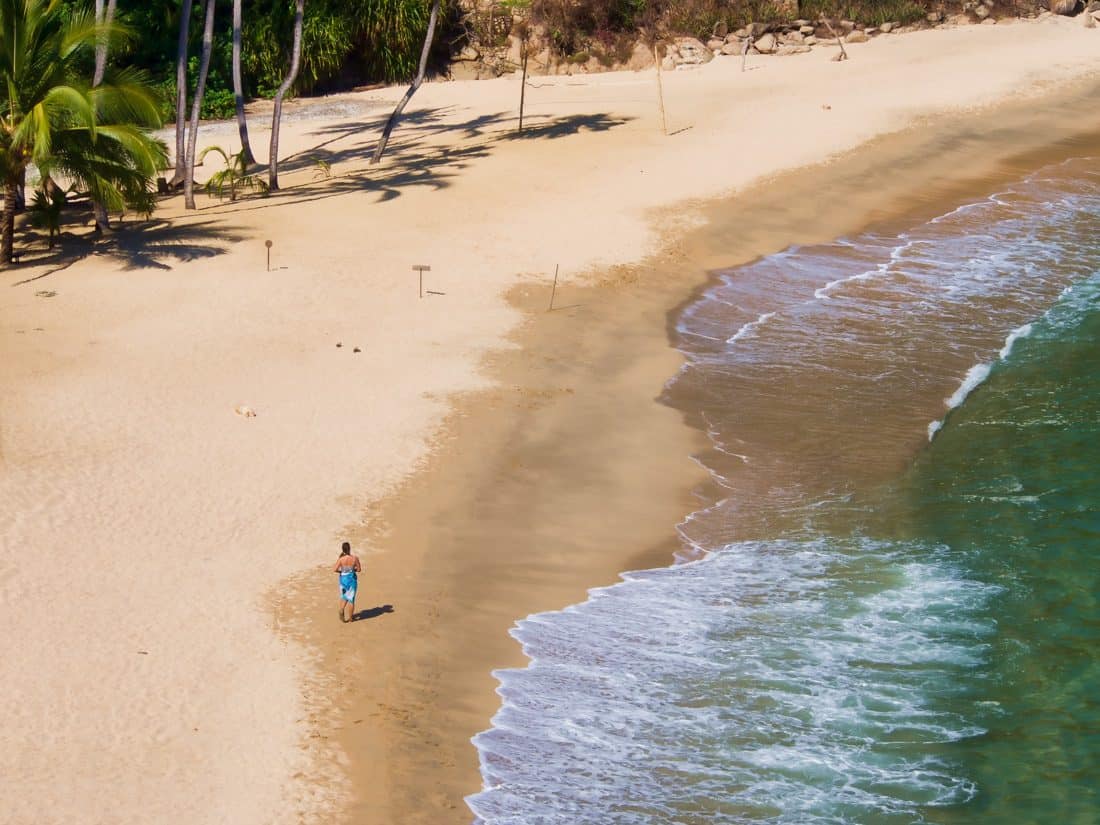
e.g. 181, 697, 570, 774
654, 44, 668, 136
548, 264, 559, 312
741, 36, 750, 72
518, 40, 529, 133
820, 17, 848, 61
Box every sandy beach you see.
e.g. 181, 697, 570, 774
3, 15, 1100, 824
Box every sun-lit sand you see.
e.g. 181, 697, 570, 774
3, 16, 1100, 824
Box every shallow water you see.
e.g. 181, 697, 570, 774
468, 157, 1100, 823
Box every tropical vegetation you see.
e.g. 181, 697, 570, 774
0, 0, 166, 264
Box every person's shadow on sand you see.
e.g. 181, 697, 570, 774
353, 604, 395, 622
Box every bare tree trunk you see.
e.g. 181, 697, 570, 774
174, 0, 195, 185
232, 0, 254, 166
2, 180, 18, 265
184, 0, 217, 210
92, 0, 118, 232
268, 0, 304, 191
370, 0, 441, 165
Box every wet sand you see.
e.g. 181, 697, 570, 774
281, 83, 1100, 823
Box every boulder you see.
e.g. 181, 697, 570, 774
456, 45, 479, 61
879, 21, 895, 32
627, 39, 654, 69
799, 24, 815, 34
840, 19, 856, 30
660, 56, 675, 71
776, 44, 812, 55
505, 35, 524, 66
783, 31, 805, 43
926, 10, 944, 22
845, 29, 869, 42
974, 4, 990, 18
749, 21, 770, 36
1084, 9, 1097, 24
673, 36, 713, 64
707, 37, 725, 50
804, 35, 818, 44
1050, 0, 1076, 13
720, 41, 743, 55
982, 17, 997, 24
754, 32, 778, 53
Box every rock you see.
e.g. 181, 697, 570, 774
974, 4, 990, 18
1084, 9, 1097, 24
456, 45, 479, 61
982, 0, 995, 6
1092, 9, 1100, 20
799, 24, 815, 34
794, 18, 811, 26
879, 21, 895, 32
1050, 0, 1076, 13
982, 17, 997, 24
733, 27, 750, 39
720, 41, 743, 55
840, 19, 856, 30
673, 36, 713, 64
830, 51, 845, 61
776, 44, 812, 55
505, 35, 523, 65
754, 32, 778, 53
804, 35, 818, 44
749, 22, 770, 37
660, 56, 675, 71
845, 29, 869, 42
1088, 0, 1100, 10
926, 10, 944, 22
627, 40, 655, 70
783, 31, 805, 43
707, 37, 725, 50
234, 405, 257, 418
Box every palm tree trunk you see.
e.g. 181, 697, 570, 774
268, 0, 304, 191
93, 0, 117, 86
2, 180, 18, 266
370, 0, 441, 166
92, 0, 118, 232
232, 0, 254, 166
184, 0, 217, 210
173, 0, 195, 185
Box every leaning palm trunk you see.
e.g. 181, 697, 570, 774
173, 0, 195, 185
184, 0, 217, 210
232, 0, 254, 166
268, 0, 304, 191
92, 0, 119, 232
370, 0, 441, 165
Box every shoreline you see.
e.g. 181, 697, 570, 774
293, 80, 1100, 823
4, 18, 1100, 825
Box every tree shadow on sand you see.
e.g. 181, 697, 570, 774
195, 108, 634, 217
10, 218, 249, 284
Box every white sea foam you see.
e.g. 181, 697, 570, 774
726, 311, 775, 344
1000, 323, 1034, 358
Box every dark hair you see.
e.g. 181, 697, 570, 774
340, 541, 351, 556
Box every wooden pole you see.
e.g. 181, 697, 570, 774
741, 36, 750, 72
820, 17, 848, 61
548, 264, 559, 312
654, 44, 668, 136
518, 40, 529, 133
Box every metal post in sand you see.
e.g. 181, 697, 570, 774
265, 239, 273, 271
413, 264, 431, 298
548, 264, 560, 312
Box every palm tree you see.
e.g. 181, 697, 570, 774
370, 0, 441, 165
173, 0, 194, 185
232, 0, 255, 167
92, 0, 119, 233
0, 0, 167, 264
183, 0, 216, 210
268, 0, 304, 191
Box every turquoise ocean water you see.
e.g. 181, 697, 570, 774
468, 158, 1100, 823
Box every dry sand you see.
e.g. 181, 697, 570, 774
3, 16, 1100, 824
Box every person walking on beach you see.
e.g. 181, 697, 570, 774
333, 541, 361, 623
